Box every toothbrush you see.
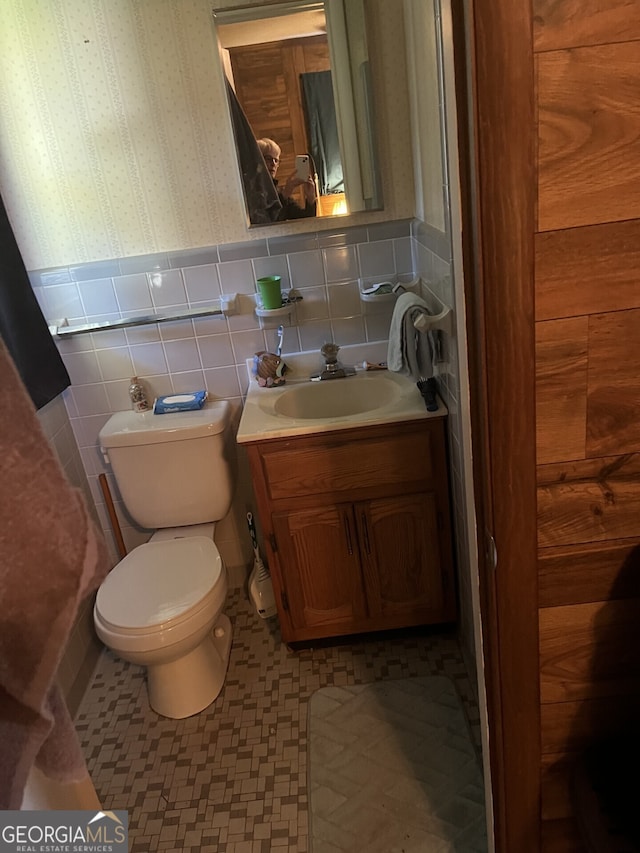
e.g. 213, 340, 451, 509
276, 324, 284, 357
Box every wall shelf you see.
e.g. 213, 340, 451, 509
253, 291, 302, 328
254, 304, 293, 319
358, 274, 420, 305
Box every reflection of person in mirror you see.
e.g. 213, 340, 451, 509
257, 138, 317, 221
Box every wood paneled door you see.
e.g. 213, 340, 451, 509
465, 0, 640, 849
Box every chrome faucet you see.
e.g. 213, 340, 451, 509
310, 342, 356, 381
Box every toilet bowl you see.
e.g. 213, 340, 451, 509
94, 532, 232, 719
94, 403, 234, 719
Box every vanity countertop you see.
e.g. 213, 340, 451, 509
236, 343, 447, 444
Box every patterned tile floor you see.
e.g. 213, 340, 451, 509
76, 591, 483, 852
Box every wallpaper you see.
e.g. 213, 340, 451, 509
0, 0, 415, 270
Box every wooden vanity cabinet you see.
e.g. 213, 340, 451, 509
243, 417, 456, 643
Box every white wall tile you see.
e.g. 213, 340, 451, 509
42, 284, 84, 323
104, 379, 132, 413
183, 264, 221, 303
71, 413, 111, 449
158, 319, 195, 342
80, 446, 102, 477
323, 246, 358, 282
230, 329, 266, 365
288, 250, 325, 288
95, 347, 134, 381
163, 339, 200, 373
78, 279, 119, 315
328, 281, 361, 318
331, 317, 366, 346
149, 270, 187, 307
227, 295, 261, 332
171, 370, 206, 394
56, 333, 94, 354
130, 342, 169, 376
114, 274, 152, 311
252, 257, 290, 289
193, 314, 230, 337
365, 312, 393, 342
50, 422, 77, 468
63, 351, 103, 385
295, 286, 329, 322
298, 320, 333, 351
125, 323, 161, 344
140, 374, 174, 400
358, 240, 396, 278
91, 328, 127, 350
218, 260, 255, 296
394, 237, 414, 274
197, 334, 235, 368
71, 383, 111, 416
235, 363, 251, 397
203, 366, 242, 399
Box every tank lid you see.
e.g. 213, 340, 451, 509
99, 401, 229, 448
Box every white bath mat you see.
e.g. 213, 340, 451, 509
308, 676, 487, 852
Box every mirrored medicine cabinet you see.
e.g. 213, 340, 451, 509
212, 0, 384, 226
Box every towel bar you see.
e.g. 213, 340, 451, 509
413, 304, 454, 337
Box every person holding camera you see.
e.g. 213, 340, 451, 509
257, 138, 317, 221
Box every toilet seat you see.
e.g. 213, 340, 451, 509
94, 537, 225, 651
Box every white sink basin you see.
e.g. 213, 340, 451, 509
236, 344, 446, 443
274, 374, 400, 419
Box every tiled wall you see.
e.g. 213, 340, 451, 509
33, 220, 414, 578
412, 222, 476, 671
403, 0, 480, 685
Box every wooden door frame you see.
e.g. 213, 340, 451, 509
451, 1, 540, 849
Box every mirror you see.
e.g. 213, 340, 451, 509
213, 0, 383, 226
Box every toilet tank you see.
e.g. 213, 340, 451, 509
99, 402, 233, 530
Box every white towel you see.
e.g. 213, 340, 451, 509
387, 292, 436, 379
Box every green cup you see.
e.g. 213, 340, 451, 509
257, 276, 282, 310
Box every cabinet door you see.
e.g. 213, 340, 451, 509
272, 504, 367, 635
357, 492, 453, 624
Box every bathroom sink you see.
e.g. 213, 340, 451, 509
236, 344, 446, 443
274, 374, 400, 419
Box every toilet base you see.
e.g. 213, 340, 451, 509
146, 614, 232, 719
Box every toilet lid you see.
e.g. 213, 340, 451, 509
96, 537, 222, 630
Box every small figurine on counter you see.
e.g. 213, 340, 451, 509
253, 351, 288, 387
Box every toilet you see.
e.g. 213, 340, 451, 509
93, 402, 234, 719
